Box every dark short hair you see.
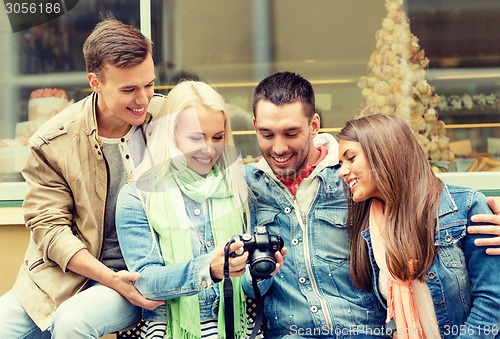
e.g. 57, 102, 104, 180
83, 18, 153, 78
252, 71, 315, 119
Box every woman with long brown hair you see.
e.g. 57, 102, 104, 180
337, 114, 500, 338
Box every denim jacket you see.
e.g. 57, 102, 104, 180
362, 184, 500, 339
242, 134, 387, 338
115, 181, 219, 322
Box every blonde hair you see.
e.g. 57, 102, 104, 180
136, 81, 249, 221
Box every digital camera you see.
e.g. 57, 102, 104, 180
233, 226, 284, 278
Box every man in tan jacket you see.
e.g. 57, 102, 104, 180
0, 18, 164, 338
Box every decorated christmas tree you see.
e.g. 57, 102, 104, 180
357, 0, 455, 162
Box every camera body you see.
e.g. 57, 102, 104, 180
234, 226, 284, 278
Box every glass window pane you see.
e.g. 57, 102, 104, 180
0, 1, 141, 184
2, 0, 500, 193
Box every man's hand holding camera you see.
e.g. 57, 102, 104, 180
232, 226, 285, 279
269, 246, 287, 277
209, 227, 288, 282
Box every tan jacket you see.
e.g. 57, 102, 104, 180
13, 92, 165, 330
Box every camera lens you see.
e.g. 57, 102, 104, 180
250, 257, 276, 278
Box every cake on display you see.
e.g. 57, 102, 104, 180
0, 88, 72, 178
28, 88, 70, 121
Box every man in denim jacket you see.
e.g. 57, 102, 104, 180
242, 72, 387, 338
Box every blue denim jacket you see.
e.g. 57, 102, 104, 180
362, 184, 500, 339
115, 181, 220, 322
242, 136, 387, 338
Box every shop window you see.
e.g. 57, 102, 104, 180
1, 0, 500, 199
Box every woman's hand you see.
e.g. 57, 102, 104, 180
209, 239, 248, 280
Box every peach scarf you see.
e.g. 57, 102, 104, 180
369, 199, 440, 339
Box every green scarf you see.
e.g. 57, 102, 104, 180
147, 164, 246, 339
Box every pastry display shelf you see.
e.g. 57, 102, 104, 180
5, 71, 88, 87
440, 108, 500, 123
3, 67, 500, 201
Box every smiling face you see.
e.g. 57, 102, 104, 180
338, 139, 382, 202
89, 53, 156, 136
175, 106, 226, 176
253, 100, 320, 180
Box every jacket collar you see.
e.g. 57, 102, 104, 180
84, 92, 98, 137
311, 133, 340, 174
437, 183, 457, 217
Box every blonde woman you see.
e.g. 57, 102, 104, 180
116, 81, 252, 338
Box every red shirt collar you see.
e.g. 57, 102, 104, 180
278, 145, 328, 195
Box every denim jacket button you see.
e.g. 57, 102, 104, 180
428, 272, 436, 279
438, 301, 446, 307
264, 177, 270, 183
206, 240, 213, 247
299, 277, 306, 284
310, 306, 318, 313
444, 234, 452, 242
291, 239, 299, 246
284, 207, 291, 214
194, 208, 201, 216
201, 280, 208, 289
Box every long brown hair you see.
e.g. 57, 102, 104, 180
337, 114, 442, 291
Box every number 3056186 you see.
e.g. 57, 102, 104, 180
5, 2, 61, 14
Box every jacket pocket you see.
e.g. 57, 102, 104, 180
255, 208, 279, 226
27, 257, 56, 271
436, 223, 466, 268
312, 208, 349, 265
28, 258, 44, 271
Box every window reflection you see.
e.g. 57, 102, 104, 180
1, 0, 500, 188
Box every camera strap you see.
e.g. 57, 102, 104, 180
223, 240, 236, 339
248, 277, 264, 339
223, 239, 265, 339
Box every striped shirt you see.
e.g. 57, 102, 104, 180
140, 317, 263, 339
